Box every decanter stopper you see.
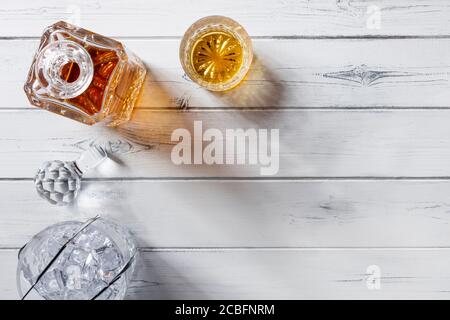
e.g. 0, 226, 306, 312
34, 146, 107, 205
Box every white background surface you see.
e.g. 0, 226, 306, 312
1, 0, 450, 299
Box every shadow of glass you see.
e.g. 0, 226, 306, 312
212, 55, 286, 109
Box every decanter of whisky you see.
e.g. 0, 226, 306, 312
179, 16, 253, 91
24, 21, 146, 126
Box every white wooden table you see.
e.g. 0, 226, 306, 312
1, 0, 450, 299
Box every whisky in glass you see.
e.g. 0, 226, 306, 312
179, 16, 253, 92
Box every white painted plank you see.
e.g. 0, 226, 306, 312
2, 110, 450, 178
2, 180, 450, 248
128, 249, 450, 299
3, 39, 450, 109
2, 249, 450, 299
0, 250, 18, 300
1, 0, 450, 37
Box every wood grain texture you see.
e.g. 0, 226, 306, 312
2, 0, 450, 301
2, 109, 450, 178
2, 180, 450, 248
2, 248, 450, 299
3, 38, 450, 109
1, 0, 450, 37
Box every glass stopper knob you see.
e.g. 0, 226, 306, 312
34, 146, 107, 205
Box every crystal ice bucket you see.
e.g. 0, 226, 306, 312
17, 217, 137, 300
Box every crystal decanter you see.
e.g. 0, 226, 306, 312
24, 21, 146, 126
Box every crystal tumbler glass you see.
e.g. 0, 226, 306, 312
179, 16, 253, 91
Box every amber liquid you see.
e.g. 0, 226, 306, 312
190, 31, 243, 84
60, 46, 119, 116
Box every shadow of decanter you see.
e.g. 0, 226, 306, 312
69, 58, 321, 299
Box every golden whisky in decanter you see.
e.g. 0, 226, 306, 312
24, 21, 146, 126
179, 16, 253, 91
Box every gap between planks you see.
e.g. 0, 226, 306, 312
5, 108, 450, 113
4, 35, 450, 41
8, 177, 450, 181
6, 107, 450, 111
3, 247, 450, 251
